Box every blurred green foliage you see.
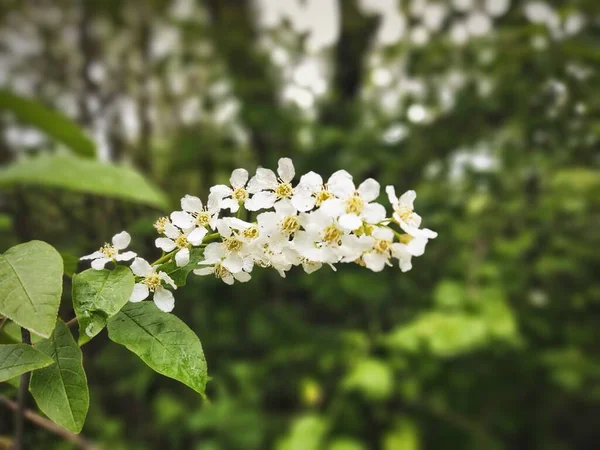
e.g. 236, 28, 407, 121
1, 0, 599, 449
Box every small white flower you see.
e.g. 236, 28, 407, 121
81, 231, 137, 270
245, 157, 296, 211
170, 195, 219, 231
291, 170, 351, 212
129, 257, 177, 312
320, 172, 387, 231
360, 227, 395, 272
256, 199, 301, 246
209, 169, 252, 213
193, 243, 253, 285
386, 187, 437, 238
155, 222, 208, 267
293, 209, 348, 264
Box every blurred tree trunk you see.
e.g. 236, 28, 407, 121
203, 0, 296, 167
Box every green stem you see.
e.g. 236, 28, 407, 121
151, 251, 175, 266
14, 328, 31, 450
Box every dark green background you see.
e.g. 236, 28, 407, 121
1, 0, 599, 449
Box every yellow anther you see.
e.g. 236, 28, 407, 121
224, 237, 242, 252
280, 216, 300, 234
275, 182, 293, 199
214, 264, 231, 279
196, 212, 211, 227
143, 273, 161, 291
315, 189, 332, 206
233, 187, 248, 202
374, 239, 390, 254
346, 193, 364, 214
153, 217, 169, 233
100, 244, 117, 259
323, 224, 343, 245
175, 235, 189, 248
243, 226, 259, 239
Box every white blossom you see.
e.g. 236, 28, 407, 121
385, 186, 437, 239
320, 173, 387, 231
129, 257, 177, 312
245, 157, 296, 211
209, 169, 252, 213
170, 194, 219, 230
193, 242, 253, 285
155, 221, 208, 267
81, 231, 137, 270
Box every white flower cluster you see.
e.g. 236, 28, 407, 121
81, 158, 436, 312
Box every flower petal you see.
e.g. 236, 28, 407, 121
385, 185, 398, 205
247, 168, 278, 193
181, 195, 203, 213
328, 174, 355, 198
112, 231, 131, 250
399, 190, 416, 209
291, 191, 316, 212
222, 254, 243, 273
129, 283, 149, 302
187, 227, 208, 245
277, 157, 295, 182
80, 251, 103, 261
171, 211, 195, 229
363, 252, 389, 272
357, 178, 380, 202
158, 271, 177, 289
233, 271, 251, 283
245, 191, 277, 211
193, 267, 214, 276
153, 287, 175, 312
298, 171, 323, 191
230, 168, 249, 188
164, 223, 181, 239
91, 258, 110, 270
116, 251, 137, 261
319, 198, 345, 217
362, 202, 386, 224
155, 238, 177, 252
175, 248, 190, 267
339, 213, 362, 231
131, 258, 154, 277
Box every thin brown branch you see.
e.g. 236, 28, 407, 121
66, 317, 78, 328
0, 395, 98, 450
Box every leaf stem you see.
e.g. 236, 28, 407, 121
14, 328, 31, 450
65, 317, 78, 328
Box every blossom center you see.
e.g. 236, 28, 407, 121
323, 224, 343, 245
196, 212, 211, 227
346, 193, 364, 214
175, 235, 189, 249
374, 239, 391, 254
280, 216, 300, 234
233, 187, 248, 202
394, 205, 414, 223
243, 225, 259, 240
100, 244, 118, 259
153, 217, 169, 233
275, 182, 293, 199
315, 189, 332, 206
143, 273, 161, 291
224, 237, 242, 252
214, 264, 231, 280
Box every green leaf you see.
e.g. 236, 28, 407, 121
343, 358, 394, 400
0, 89, 96, 158
29, 321, 89, 434
0, 241, 63, 338
0, 344, 54, 382
0, 154, 169, 210
276, 415, 329, 450
107, 302, 208, 395
383, 420, 420, 450
72, 267, 134, 345
161, 247, 205, 286
61, 252, 80, 278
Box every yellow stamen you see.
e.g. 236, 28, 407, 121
275, 182, 293, 199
